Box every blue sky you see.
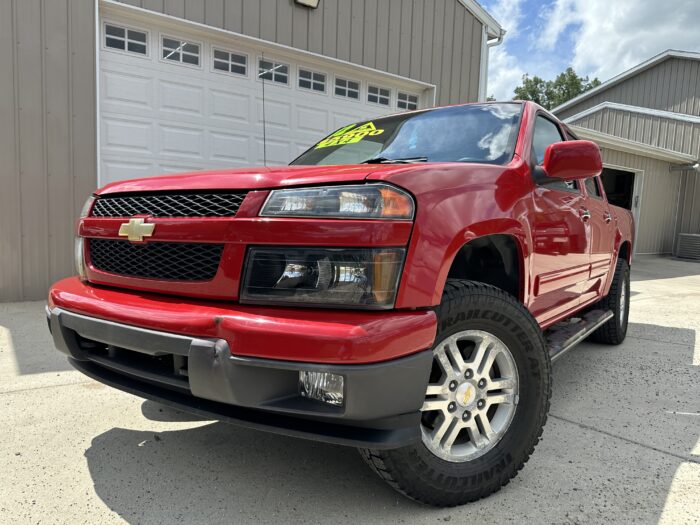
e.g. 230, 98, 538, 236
480, 0, 700, 100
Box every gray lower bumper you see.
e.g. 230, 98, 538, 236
48, 306, 432, 448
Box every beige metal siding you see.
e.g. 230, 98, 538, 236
600, 149, 680, 254
558, 58, 700, 121
116, 0, 484, 104
0, 0, 97, 302
570, 108, 700, 158
677, 172, 700, 239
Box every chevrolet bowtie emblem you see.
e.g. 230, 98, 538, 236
118, 218, 155, 242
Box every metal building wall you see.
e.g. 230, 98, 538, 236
677, 172, 700, 237
115, 0, 485, 105
557, 57, 700, 121
0, 0, 97, 302
599, 149, 680, 255
570, 109, 700, 158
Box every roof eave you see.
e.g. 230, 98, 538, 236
570, 125, 697, 164
552, 49, 700, 115
458, 0, 504, 39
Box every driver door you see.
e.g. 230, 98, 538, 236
528, 116, 590, 324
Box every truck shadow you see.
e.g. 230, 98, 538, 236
82, 321, 699, 523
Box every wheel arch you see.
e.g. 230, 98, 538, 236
439, 221, 529, 304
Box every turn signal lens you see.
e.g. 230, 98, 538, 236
260, 184, 414, 219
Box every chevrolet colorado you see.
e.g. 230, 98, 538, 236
47, 101, 634, 506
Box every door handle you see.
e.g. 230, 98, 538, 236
604, 211, 613, 223
580, 208, 591, 221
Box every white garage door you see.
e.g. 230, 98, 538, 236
98, 12, 431, 186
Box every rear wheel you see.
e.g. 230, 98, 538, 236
588, 258, 630, 345
359, 280, 551, 507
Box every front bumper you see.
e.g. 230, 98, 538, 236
47, 283, 436, 448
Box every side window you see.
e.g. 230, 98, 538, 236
533, 116, 578, 193
585, 177, 603, 199
533, 116, 563, 164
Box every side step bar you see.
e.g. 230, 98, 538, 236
546, 309, 614, 362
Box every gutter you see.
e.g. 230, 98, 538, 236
478, 27, 506, 102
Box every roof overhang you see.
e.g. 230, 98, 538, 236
564, 101, 700, 126
458, 0, 505, 40
570, 125, 697, 165
552, 49, 700, 114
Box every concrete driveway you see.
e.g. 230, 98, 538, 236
1, 256, 698, 524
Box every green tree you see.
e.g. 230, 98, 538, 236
513, 67, 601, 109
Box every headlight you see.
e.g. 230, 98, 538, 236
75, 237, 87, 281
80, 195, 95, 218
241, 247, 405, 308
260, 184, 414, 219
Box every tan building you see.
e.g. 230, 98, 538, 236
0, 0, 504, 302
553, 50, 700, 258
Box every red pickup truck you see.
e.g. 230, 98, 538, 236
47, 101, 634, 507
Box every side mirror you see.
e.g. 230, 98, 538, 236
542, 140, 602, 181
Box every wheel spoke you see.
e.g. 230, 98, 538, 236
425, 381, 449, 396
487, 377, 516, 392
486, 392, 516, 406
435, 350, 456, 378
444, 341, 466, 373
476, 413, 496, 441
467, 335, 491, 368
421, 398, 448, 412
429, 415, 454, 446
442, 420, 463, 449
478, 344, 502, 375
466, 420, 487, 450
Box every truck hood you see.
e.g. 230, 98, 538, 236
96, 164, 431, 195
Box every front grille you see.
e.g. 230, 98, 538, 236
89, 239, 223, 281
91, 192, 248, 218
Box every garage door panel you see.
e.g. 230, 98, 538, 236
102, 117, 153, 154
102, 70, 153, 110
255, 137, 291, 166
211, 131, 250, 162
255, 97, 292, 131
209, 89, 252, 123
158, 79, 205, 116
102, 159, 155, 185
295, 105, 329, 134
159, 124, 205, 158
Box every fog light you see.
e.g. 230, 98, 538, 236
299, 371, 344, 406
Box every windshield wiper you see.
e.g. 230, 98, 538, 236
361, 156, 428, 164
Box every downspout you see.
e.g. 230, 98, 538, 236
478, 27, 505, 102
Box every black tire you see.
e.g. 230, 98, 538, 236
359, 280, 551, 507
588, 258, 630, 345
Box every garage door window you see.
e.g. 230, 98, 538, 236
162, 36, 200, 66
298, 68, 326, 93
213, 48, 247, 76
368, 85, 390, 106
335, 77, 360, 99
397, 92, 418, 110
105, 23, 147, 55
258, 59, 289, 84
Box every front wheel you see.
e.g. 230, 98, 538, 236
360, 280, 551, 507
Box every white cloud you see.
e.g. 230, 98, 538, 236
484, 0, 526, 99
538, 0, 700, 81
487, 46, 526, 100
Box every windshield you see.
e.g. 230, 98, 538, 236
291, 103, 523, 166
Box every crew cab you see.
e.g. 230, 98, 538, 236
47, 101, 634, 507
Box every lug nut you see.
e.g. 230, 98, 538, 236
477, 399, 485, 409
448, 402, 456, 412
462, 411, 471, 421
464, 369, 473, 379
449, 381, 457, 391
478, 378, 487, 388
